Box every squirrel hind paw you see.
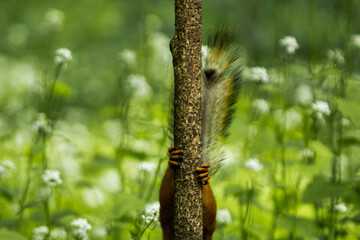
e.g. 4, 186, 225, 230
196, 164, 211, 185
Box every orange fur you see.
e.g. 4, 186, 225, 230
159, 164, 217, 239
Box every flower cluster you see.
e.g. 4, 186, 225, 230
44, 8, 65, 29
327, 49, 345, 65
341, 118, 351, 127
335, 203, 347, 213
0, 160, 16, 179
137, 162, 155, 174
351, 34, 360, 49
142, 201, 160, 224
118, 49, 136, 66
301, 148, 315, 163
42, 169, 63, 187
284, 109, 302, 130
71, 218, 92, 240
51, 228, 67, 240
32, 226, 49, 240
32, 113, 52, 134
127, 74, 152, 97
280, 36, 299, 54
217, 208, 232, 225
0, 165, 5, 179
312, 100, 331, 120
244, 67, 269, 83
245, 158, 263, 172
54, 48, 72, 64
301, 148, 315, 159
296, 85, 313, 105
253, 99, 270, 114
93, 227, 107, 238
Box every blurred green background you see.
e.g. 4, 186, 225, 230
1, 0, 360, 239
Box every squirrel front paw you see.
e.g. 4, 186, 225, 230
168, 147, 183, 168
196, 164, 211, 185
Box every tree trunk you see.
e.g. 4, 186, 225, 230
170, 0, 203, 239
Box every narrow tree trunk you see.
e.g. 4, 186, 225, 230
170, 0, 203, 239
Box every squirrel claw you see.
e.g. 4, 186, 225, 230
196, 164, 211, 185
168, 147, 183, 168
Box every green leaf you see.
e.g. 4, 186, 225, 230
51, 209, 77, 223
0, 187, 14, 201
277, 215, 316, 237
302, 175, 347, 203
244, 224, 267, 240
54, 81, 75, 98
341, 136, 360, 146
0, 228, 27, 240
18, 201, 41, 215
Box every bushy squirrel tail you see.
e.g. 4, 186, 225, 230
202, 29, 242, 175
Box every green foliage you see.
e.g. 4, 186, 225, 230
302, 176, 348, 203
0, 0, 360, 239
0, 229, 27, 240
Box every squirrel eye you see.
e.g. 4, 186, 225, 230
204, 68, 217, 82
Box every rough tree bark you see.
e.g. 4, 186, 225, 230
170, 0, 203, 239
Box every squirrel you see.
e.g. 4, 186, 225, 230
159, 30, 242, 240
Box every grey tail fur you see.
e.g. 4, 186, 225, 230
202, 30, 242, 175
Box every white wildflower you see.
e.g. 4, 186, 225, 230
42, 169, 63, 187
335, 203, 347, 213
339, 154, 349, 171
39, 186, 52, 199
245, 158, 263, 172
327, 49, 345, 65
137, 162, 156, 174
103, 120, 122, 146
244, 67, 269, 83
44, 8, 64, 29
51, 228, 67, 240
142, 201, 160, 224
118, 49, 136, 66
128, 74, 152, 97
99, 169, 121, 193
217, 208, 232, 225
285, 109, 302, 130
0, 165, 6, 179
93, 227, 107, 238
253, 99, 270, 114
54, 48, 72, 64
1, 160, 16, 170
341, 118, 350, 127
301, 148, 315, 159
149, 33, 171, 62
350, 34, 360, 49
248, 125, 258, 138
312, 101, 331, 120
0, 160, 16, 179
295, 85, 313, 105
32, 226, 49, 240
274, 109, 302, 130
32, 113, 52, 134
71, 218, 92, 240
280, 36, 299, 54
